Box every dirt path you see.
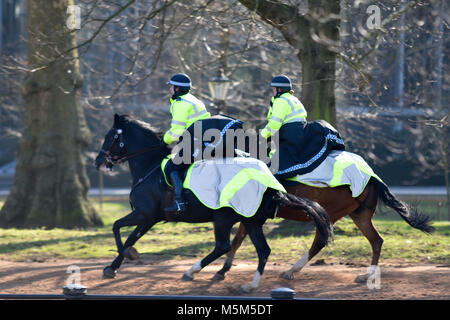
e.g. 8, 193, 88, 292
0, 258, 448, 299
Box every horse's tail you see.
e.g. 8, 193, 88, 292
373, 179, 435, 234
274, 191, 333, 245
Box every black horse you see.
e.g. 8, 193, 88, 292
94, 114, 333, 292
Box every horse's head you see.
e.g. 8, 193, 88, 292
94, 114, 169, 172
94, 114, 128, 172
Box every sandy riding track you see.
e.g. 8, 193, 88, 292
0, 258, 448, 300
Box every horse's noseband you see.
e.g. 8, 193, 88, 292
101, 129, 126, 168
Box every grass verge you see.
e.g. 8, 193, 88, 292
0, 199, 448, 264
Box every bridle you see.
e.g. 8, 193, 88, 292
100, 128, 161, 168
99, 127, 167, 209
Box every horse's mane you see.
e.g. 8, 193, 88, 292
120, 114, 163, 140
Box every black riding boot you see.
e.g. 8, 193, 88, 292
164, 171, 187, 213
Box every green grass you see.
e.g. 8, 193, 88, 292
0, 199, 449, 264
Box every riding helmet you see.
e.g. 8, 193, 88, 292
168, 73, 191, 88
270, 75, 292, 89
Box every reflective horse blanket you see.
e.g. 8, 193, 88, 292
286, 150, 382, 197
163, 157, 286, 217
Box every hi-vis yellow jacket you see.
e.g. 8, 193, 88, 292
163, 93, 211, 144
260, 92, 307, 139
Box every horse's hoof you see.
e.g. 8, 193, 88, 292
123, 247, 140, 260
211, 273, 225, 282
182, 273, 194, 281
354, 274, 369, 284
103, 266, 117, 279
280, 271, 294, 280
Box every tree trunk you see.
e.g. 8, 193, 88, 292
298, 37, 338, 125
0, 0, 102, 228
238, 0, 339, 126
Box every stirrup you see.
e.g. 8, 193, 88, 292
164, 199, 187, 213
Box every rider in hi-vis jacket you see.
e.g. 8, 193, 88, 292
163, 73, 211, 213
260, 75, 308, 178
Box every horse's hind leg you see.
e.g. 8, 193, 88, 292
350, 209, 383, 283
212, 222, 248, 281
183, 213, 237, 281
240, 223, 271, 293
349, 184, 383, 283
281, 229, 326, 280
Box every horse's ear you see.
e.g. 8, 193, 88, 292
114, 114, 120, 127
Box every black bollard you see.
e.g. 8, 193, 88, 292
271, 287, 296, 300
63, 284, 87, 300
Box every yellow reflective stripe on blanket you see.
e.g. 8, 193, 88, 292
218, 168, 286, 208
182, 163, 195, 189
161, 155, 175, 187
330, 152, 382, 187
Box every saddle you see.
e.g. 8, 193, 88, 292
274, 119, 346, 179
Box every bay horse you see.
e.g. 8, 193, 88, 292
94, 114, 333, 292
213, 157, 435, 283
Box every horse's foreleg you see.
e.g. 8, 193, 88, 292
240, 223, 270, 293
104, 211, 147, 278
281, 229, 326, 280
212, 222, 248, 281
122, 223, 153, 260
112, 210, 145, 253
106, 223, 154, 278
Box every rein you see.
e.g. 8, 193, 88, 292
130, 163, 161, 191
128, 163, 162, 212
114, 147, 160, 164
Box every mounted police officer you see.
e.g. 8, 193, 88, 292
260, 75, 345, 180
261, 75, 307, 138
260, 75, 307, 176
163, 73, 211, 212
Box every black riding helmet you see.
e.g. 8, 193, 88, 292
168, 73, 191, 98
271, 75, 292, 96
168, 73, 191, 88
